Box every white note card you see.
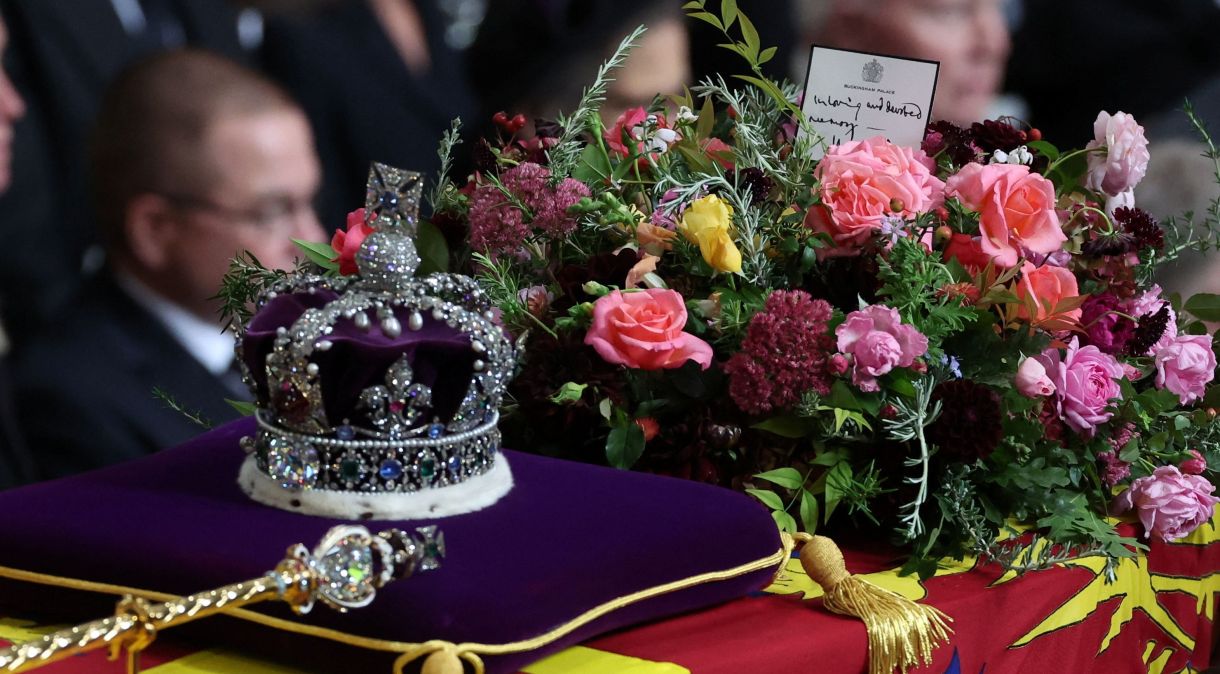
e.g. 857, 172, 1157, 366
800, 45, 940, 159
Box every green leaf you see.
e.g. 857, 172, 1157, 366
688, 11, 723, 30
811, 451, 841, 467
746, 488, 784, 510
549, 382, 588, 404
681, 1, 703, 9
416, 220, 449, 274
572, 144, 612, 183
757, 45, 777, 65
799, 489, 819, 533
226, 398, 256, 416
696, 94, 715, 140
823, 462, 852, 522
884, 371, 918, 398
832, 408, 872, 432
737, 11, 760, 61
293, 239, 339, 272
825, 380, 882, 415
670, 360, 710, 398
606, 423, 646, 469
734, 74, 788, 110
1184, 293, 1220, 322
771, 510, 798, 533
754, 467, 804, 490
1025, 140, 1060, 162
751, 416, 809, 438
720, 0, 737, 28
598, 397, 613, 421
675, 142, 716, 174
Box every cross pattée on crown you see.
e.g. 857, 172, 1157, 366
364, 162, 425, 234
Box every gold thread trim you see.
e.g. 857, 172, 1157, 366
0, 543, 786, 658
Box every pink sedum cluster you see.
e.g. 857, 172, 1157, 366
469, 162, 590, 256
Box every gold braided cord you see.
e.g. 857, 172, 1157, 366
0, 543, 788, 666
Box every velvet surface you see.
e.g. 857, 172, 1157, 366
241, 291, 476, 423
0, 419, 781, 673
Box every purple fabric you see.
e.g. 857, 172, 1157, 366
242, 291, 475, 423
0, 419, 780, 673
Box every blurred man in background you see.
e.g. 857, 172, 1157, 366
0, 13, 30, 489
13, 50, 325, 481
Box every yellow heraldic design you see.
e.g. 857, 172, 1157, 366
764, 554, 978, 601
1007, 508, 1220, 661
1142, 640, 1201, 674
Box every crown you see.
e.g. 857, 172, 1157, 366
236, 164, 519, 519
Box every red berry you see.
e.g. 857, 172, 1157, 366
1028, 128, 1042, 141
492, 111, 509, 129
509, 114, 527, 132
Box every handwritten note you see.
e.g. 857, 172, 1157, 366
800, 46, 939, 159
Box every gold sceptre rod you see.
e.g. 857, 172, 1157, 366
0, 524, 445, 674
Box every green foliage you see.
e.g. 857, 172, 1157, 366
214, 252, 289, 330
875, 236, 977, 350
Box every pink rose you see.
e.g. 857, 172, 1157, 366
946, 163, 1066, 268
585, 289, 713, 370
835, 305, 929, 392
1086, 111, 1150, 197
942, 232, 990, 273
330, 208, 374, 276
1113, 465, 1219, 542
1015, 261, 1083, 326
1154, 334, 1216, 405
1181, 450, 1207, 476
811, 136, 945, 250
1015, 356, 1055, 397
1034, 337, 1124, 436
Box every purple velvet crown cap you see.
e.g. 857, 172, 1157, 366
241, 289, 478, 428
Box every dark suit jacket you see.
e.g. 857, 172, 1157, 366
12, 273, 241, 481
0, 0, 248, 342
261, 0, 478, 229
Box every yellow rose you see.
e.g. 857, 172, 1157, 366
679, 194, 742, 273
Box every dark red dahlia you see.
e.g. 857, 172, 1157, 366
1080, 293, 1136, 354
970, 118, 1029, 154
923, 120, 980, 166
1127, 304, 1171, 356
723, 290, 835, 415
925, 380, 1002, 460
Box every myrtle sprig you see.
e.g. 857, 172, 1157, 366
214, 252, 289, 331
152, 387, 213, 430
547, 25, 647, 180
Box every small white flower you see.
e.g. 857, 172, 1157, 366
990, 145, 1033, 166
676, 105, 698, 124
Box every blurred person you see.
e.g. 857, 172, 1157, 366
12, 50, 325, 481
261, 0, 479, 229
808, 0, 1011, 126
0, 13, 32, 490
0, 0, 256, 347
467, 1, 690, 131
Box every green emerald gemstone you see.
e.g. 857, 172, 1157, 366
420, 455, 437, 481
340, 458, 362, 481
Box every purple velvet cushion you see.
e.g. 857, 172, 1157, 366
0, 419, 781, 673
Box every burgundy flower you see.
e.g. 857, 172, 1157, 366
923, 120, 980, 166
723, 290, 835, 415
970, 118, 1029, 154
1081, 293, 1135, 355
1114, 206, 1164, 250
926, 380, 1002, 460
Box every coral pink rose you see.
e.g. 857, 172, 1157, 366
942, 232, 991, 273
1086, 111, 1150, 197
946, 163, 1065, 268
1154, 334, 1216, 405
1113, 465, 1219, 542
1015, 356, 1055, 397
1015, 261, 1083, 325
330, 208, 374, 276
811, 136, 945, 250
835, 305, 929, 392
585, 289, 713, 370
1033, 337, 1123, 436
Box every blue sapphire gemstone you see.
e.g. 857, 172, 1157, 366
379, 191, 398, 210
428, 423, 444, 439
447, 454, 462, 478
336, 424, 356, 441
379, 459, 404, 481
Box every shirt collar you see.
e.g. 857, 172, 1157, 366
116, 273, 235, 377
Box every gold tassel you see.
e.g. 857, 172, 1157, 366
793, 533, 953, 674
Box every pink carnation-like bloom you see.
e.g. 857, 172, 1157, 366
1154, 334, 1217, 405
723, 290, 835, 415
835, 305, 929, 393
946, 162, 1066, 268
810, 136, 945, 252
1086, 111, 1150, 198
1113, 465, 1219, 542
1033, 337, 1124, 436
584, 289, 713, 371
1182, 450, 1208, 476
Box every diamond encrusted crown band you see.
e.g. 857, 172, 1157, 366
236, 164, 518, 509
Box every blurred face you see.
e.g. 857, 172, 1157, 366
602, 16, 690, 122
837, 0, 1009, 125
0, 19, 28, 193
162, 108, 324, 319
